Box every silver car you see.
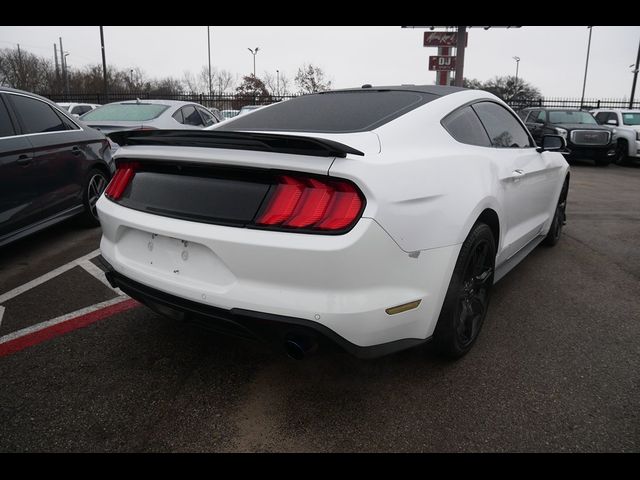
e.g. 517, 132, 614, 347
79, 99, 220, 135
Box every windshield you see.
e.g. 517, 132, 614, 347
622, 113, 640, 126
548, 111, 598, 125
81, 103, 169, 122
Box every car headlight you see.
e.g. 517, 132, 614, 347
554, 127, 568, 139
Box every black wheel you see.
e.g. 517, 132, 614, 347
614, 140, 629, 166
433, 223, 496, 359
542, 178, 569, 247
80, 168, 109, 227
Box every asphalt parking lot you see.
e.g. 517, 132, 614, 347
0, 160, 638, 452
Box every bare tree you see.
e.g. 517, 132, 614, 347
264, 71, 291, 97
214, 69, 235, 94
0, 47, 53, 92
182, 70, 201, 93
294, 64, 332, 94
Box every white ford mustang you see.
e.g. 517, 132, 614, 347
97, 85, 569, 359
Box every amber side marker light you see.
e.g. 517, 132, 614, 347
385, 300, 422, 316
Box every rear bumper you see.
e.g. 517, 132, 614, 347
103, 265, 426, 359
97, 196, 460, 352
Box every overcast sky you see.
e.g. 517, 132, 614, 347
1, 26, 639, 99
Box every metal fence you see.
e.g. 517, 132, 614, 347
40, 91, 639, 113
508, 97, 640, 111
39, 92, 298, 111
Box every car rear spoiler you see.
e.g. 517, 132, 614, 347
106, 130, 365, 158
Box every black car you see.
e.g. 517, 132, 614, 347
0, 87, 113, 247
518, 107, 615, 166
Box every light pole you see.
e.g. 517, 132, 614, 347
207, 26, 212, 96
247, 47, 259, 77
99, 26, 107, 95
513, 56, 520, 97
276, 69, 280, 98
629, 37, 640, 109
130, 69, 134, 87
63, 52, 70, 95
580, 26, 593, 109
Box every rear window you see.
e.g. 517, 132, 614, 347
82, 103, 169, 122
218, 90, 437, 133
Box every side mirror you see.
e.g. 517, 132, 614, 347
606, 119, 618, 126
537, 134, 566, 152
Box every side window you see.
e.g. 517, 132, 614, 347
182, 105, 203, 126
0, 97, 16, 137
172, 108, 185, 124
472, 102, 532, 148
594, 112, 608, 125
54, 108, 80, 130
535, 110, 546, 122
197, 107, 216, 127
517, 110, 530, 121
524, 110, 538, 122
9, 94, 67, 134
74, 105, 91, 116
442, 106, 491, 147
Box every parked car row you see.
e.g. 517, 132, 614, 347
517, 106, 640, 167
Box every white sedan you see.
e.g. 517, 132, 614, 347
97, 85, 569, 360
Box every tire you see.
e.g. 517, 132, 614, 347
614, 139, 629, 166
542, 178, 569, 247
433, 223, 496, 359
80, 168, 109, 227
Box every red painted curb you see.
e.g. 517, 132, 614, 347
0, 298, 140, 358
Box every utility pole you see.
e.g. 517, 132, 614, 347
630, 36, 640, 109
277, 69, 280, 98
454, 26, 466, 87
54, 43, 60, 82
207, 26, 213, 96
580, 26, 593, 109
16, 44, 23, 87
100, 26, 108, 95
59, 37, 69, 95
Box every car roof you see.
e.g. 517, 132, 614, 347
218, 85, 470, 134
105, 99, 201, 107
328, 84, 467, 95
0, 86, 61, 105
593, 108, 640, 112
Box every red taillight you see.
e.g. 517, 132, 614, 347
256, 175, 364, 232
104, 162, 139, 200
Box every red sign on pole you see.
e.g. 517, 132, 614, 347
429, 56, 457, 71
424, 31, 468, 47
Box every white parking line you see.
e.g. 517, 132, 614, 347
0, 248, 103, 325
0, 249, 102, 305
0, 296, 131, 345
77, 258, 123, 295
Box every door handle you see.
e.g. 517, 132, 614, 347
511, 169, 526, 182
17, 154, 32, 166
72, 146, 82, 156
